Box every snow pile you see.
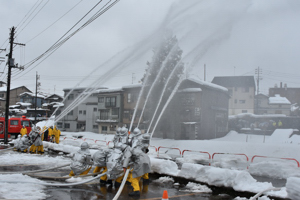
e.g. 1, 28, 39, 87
0, 174, 47, 200
249, 159, 300, 179
179, 182, 212, 193
266, 129, 294, 144
0, 152, 71, 166
150, 157, 179, 176
286, 177, 300, 199
178, 163, 287, 198
152, 176, 174, 184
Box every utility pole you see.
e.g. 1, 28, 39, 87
255, 67, 262, 95
255, 67, 262, 115
4, 27, 25, 144
35, 72, 41, 124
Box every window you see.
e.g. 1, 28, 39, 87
112, 108, 119, 116
124, 110, 130, 119
10, 120, 19, 125
242, 87, 249, 92
239, 100, 246, 104
93, 125, 98, 129
105, 97, 116, 107
68, 94, 74, 100
242, 110, 248, 113
98, 97, 104, 103
57, 122, 62, 128
68, 110, 73, 115
83, 110, 86, 115
102, 126, 107, 132
128, 93, 132, 103
0, 94, 4, 98
21, 120, 30, 127
64, 123, 70, 128
100, 109, 109, 120
79, 110, 82, 114
93, 107, 97, 112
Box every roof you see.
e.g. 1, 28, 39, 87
186, 77, 228, 92
211, 76, 256, 88
269, 94, 291, 105
19, 92, 46, 98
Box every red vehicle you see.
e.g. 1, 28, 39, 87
0, 116, 32, 139
0, 117, 9, 139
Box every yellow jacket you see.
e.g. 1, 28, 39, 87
53, 126, 61, 144
20, 128, 27, 137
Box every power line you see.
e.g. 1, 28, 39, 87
25, 0, 84, 44
11, 0, 120, 81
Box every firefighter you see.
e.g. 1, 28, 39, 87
28, 127, 37, 153
20, 135, 31, 153
129, 128, 150, 183
92, 148, 111, 185
34, 126, 44, 154
53, 125, 61, 144
69, 142, 93, 176
123, 133, 151, 196
13, 135, 22, 151
42, 126, 49, 141
20, 125, 27, 137
48, 126, 54, 142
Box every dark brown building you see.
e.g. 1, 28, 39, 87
155, 78, 230, 140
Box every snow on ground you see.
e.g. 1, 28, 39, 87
1, 129, 300, 199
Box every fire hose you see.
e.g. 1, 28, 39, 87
0, 172, 107, 187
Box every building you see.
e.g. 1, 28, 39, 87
96, 88, 123, 134
19, 92, 46, 108
0, 85, 32, 113
212, 76, 256, 115
155, 78, 229, 140
57, 87, 106, 132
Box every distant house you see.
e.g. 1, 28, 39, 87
122, 84, 144, 130
255, 93, 269, 115
155, 78, 229, 140
57, 87, 107, 132
42, 94, 63, 115
212, 76, 256, 115
255, 93, 291, 116
0, 85, 32, 113
19, 92, 46, 108
268, 94, 291, 115
96, 88, 123, 134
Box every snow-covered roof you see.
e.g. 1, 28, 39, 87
19, 92, 46, 98
269, 94, 291, 105
187, 77, 228, 92
9, 105, 20, 109
16, 102, 32, 107
179, 88, 202, 93
229, 113, 286, 119
122, 83, 142, 89
96, 119, 118, 123
97, 88, 123, 94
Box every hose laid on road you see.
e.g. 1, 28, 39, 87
0, 147, 14, 152
249, 187, 282, 200
112, 169, 130, 200
0, 163, 71, 175
26, 171, 103, 180
0, 172, 107, 187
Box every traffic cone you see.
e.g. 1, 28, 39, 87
162, 190, 169, 200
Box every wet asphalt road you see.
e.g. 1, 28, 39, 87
0, 146, 286, 200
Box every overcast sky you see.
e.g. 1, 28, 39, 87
1, 0, 300, 96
